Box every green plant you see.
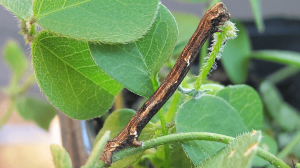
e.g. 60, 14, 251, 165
0, 40, 56, 131
1, 0, 300, 168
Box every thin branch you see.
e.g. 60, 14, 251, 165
97, 132, 290, 168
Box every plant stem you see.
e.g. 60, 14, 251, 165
153, 76, 171, 167
199, 41, 208, 71
195, 32, 224, 90
17, 74, 36, 95
165, 91, 181, 123
267, 66, 300, 84
277, 131, 300, 160
257, 147, 290, 168
114, 92, 124, 110
97, 132, 290, 168
0, 99, 15, 130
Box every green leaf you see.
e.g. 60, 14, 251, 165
82, 131, 110, 168
260, 81, 282, 119
278, 103, 300, 131
249, 0, 264, 32
91, 4, 178, 97
171, 12, 199, 57
251, 50, 300, 68
200, 84, 224, 95
172, 42, 186, 56
0, 0, 32, 20
15, 96, 57, 131
50, 144, 72, 168
260, 81, 300, 131
200, 131, 262, 168
109, 152, 144, 168
32, 31, 122, 120
144, 142, 195, 168
169, 142, 195, 168
252, 133, 278, 167
94, 109, 155, 168
215, 84, 263, 130
173, 12, 199, 45
175, 95, 248, 166
3, 40, 28, 80
221, 20, 251, 84
33, 0, 159, 43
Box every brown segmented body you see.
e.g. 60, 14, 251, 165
101, 2, 231, 165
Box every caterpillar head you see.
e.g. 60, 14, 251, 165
206, 2, 231, 33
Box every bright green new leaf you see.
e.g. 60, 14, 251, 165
221, 20, 251, 84
175, 95, 247, 166
251, 50, 300, 68
201, 131, 261, 168
215, 85, 263, 130
94, 109, 155, 167
32, 31, 122, 120
91, 5, 178, 97
33, 0, 159, 43
3, 40, 28, 81
50, 144, 72, 168
0, 0, 32, 20
252, 133, 278, 167
249, 0, 265, 32
15, 96, 57, 131
260, 81, 300, 131
83, 131, 110, 168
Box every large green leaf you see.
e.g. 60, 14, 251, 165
50, 144, 72, 168
252, 133, 277, 167
201, 131, 261, 168
175, 95, 248, 166
33, 0, 159, 43
250, 50, 300, 68
91, 5, 178, 97
94, 109, 155, 167
215, 85, 263, 130
15, 96, 57, 131
221, 20, 251, 84
3, 40, 28, 81
249, 0, 264, 32
32, 31, 122, 120
260, 81, 300, 131
0, 0, 32, 20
